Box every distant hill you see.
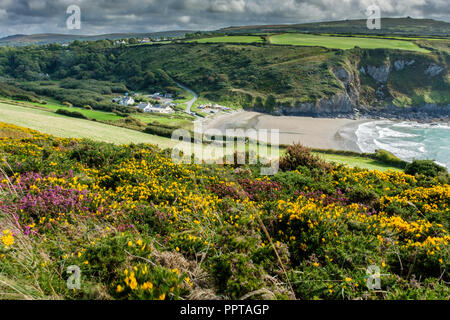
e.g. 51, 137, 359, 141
0, 31, 191, 46
220, 17, 450, 37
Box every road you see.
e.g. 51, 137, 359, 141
175, 82, 198, 114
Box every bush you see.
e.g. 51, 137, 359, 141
55, 109, 88, 119
375, 149, 407, 168
280, 143, 333, 172
346, 185, 379, 207
405, 160, 448, 177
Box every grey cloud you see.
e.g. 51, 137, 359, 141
0, 0, 448, 37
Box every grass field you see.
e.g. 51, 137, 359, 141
0, 102, 177, 147
30, 101, 123, 121
187, 35, 264, 43
269, 33, 430, 52
2, 97, 195, 129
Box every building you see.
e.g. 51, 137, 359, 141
143, 105, 175, 114
137, 102, 152, 110
118, 96, 135, 106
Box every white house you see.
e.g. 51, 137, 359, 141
144, 105, 175, 114
137, 102, 152, 110
119, 96, 135, 106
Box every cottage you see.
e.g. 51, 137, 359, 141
137, 102, 151, 110
119, 96, 135, 106
143, 105, 175, 114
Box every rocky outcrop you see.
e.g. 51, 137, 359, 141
393, 59, 415, 71
280, 93, 354, 117
358, 103, 450, 120
275, 59, 449, 120
256, 55, 449, 121
424, 64, 445, 77
365, 63, 391, 83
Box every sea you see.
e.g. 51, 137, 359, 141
355, 120, 450, 169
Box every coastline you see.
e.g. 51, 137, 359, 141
202, 111, 368, 151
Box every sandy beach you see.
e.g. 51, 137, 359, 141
202, 111, 367, 151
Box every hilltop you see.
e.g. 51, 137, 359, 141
0, 31, 189, 47
221, 17, 450, 37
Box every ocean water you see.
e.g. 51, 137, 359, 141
355, 121, 450, 169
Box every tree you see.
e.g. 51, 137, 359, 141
265, 95, 276, 112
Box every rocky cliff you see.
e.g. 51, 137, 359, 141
277, 51, 450, 120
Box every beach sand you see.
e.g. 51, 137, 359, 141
202, 111, 367, 151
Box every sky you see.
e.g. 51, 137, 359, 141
0, 0, 449, 37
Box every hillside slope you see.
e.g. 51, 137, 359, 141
0, 123, 449, 300
0, 40, 448, 119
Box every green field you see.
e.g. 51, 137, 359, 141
0, 102, 177, 147
269, 33, 430, 52
314, 152, 402, 171
30, 102, 123, 121
1, 97, 195, 129
187, 35, 264, 43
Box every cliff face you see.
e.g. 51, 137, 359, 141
278, 51, 450, 120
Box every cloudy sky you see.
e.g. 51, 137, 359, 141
0, 0, 449, 37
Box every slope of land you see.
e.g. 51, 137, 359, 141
0, 40, 448, 119
0, 123, 448, 300
0, 102, 176, 146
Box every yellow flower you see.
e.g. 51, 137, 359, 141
159, 293, 166, 300
141, 282, 153, 290
345, 277, 352, 282
1, 230, 14, 247
116, 285, 124, 293
313, 262, 319, 267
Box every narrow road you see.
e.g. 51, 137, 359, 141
175, 82, 198, 114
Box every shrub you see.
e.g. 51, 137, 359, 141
280, 143, 333, 172
375, 149, 407, 168
346, 185, 379, 207
56, 109, 88, 119
405, 160, 448, 177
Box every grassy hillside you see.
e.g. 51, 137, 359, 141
0, 37, 448, 115
0, 123, 448, 300
0, 102, 176, 147
221, 18, 450, 36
